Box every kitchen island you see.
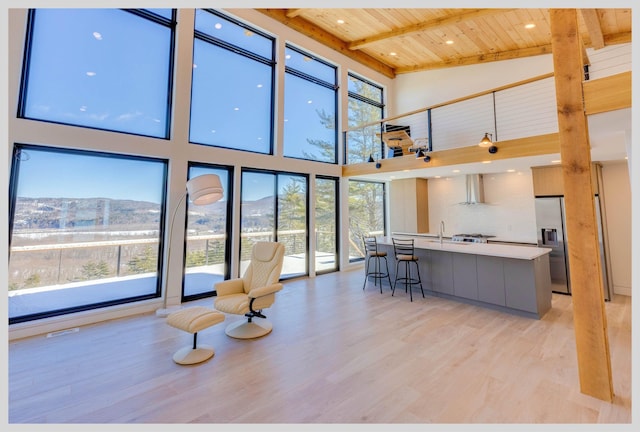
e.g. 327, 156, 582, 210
376, 234, 553, 319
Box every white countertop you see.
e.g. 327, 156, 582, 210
378, 234, 551, 260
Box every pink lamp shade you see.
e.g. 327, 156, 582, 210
186, 174, 223, 205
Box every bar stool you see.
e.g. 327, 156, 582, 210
362, 236, 392, 293
392, 237, 424, 302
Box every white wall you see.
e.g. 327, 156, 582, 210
392, 43, 631, 115
392, 55, 554, 114
601, 161, 632, 296
427, 171, 537, 243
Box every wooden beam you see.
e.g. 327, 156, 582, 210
285, 9, 304, 18
387, 30, 629, 74
583, 71, 631, 115
348, 9, 515, 50
549, 8, 613, 402
255, 9, 396, 78
603, 31, 631, 45
342, 133, 560, 177
580, 9, 605, 49
395, 44, 553, 74
580, 37, 590, 67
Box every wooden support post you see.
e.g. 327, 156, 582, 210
549, 9, 613, 402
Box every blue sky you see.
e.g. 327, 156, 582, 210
13, 8, 337, 207
16, 148, 166, 203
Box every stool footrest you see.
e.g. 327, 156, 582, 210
166, 306, 225, 365
167, 306, 225, 334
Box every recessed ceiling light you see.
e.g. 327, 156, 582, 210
525, 23, 536, 29
551, 159, 561, 164
337, 19, 345, 24
446, 40, 454, 45
507, 169, 516, 172
482, 161, 492, 164
452, 169, 460, 173
390, 52, 397, 56
435, 176, 441, 179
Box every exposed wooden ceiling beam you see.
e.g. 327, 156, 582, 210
580, 9, 605, 49
256, 8, 630, 77
603, 31, 631, 45
285, 9, 304, 19
395, 44, 554, 74
256, 8, 396, 78
348, 8, 516, 50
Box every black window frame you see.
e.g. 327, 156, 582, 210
181, 162, 234, 302
189, 9, 277, 155
347, 178, 387, 264
8, 143, 169, 324
283, 44, 339, 164
345, 72, 385, 165
314, 175, 340, 275
17, 8, 177, 140
239, 167, 310, 280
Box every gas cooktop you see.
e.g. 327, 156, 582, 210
451, 234, 496, 243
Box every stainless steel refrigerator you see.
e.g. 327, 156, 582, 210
534, 196, 611, 300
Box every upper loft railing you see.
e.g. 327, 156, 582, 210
343, 43, 632, 166
343, 72, 559, 166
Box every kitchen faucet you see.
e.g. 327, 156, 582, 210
439, 220, 445, 244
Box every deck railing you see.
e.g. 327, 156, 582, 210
9, 229, 324, 292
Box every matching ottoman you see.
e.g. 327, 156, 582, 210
166, 306, 225, 365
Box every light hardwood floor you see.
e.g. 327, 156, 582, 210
8, 268, 633, 425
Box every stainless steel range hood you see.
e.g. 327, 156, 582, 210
462, 174, 485, 205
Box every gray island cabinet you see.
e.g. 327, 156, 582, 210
376, 235, 552, 319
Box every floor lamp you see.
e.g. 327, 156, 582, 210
156, 173, 224, 317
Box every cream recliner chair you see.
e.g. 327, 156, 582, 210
214, 241, 285, 339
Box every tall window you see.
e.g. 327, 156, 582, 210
8, 145, 168, 324
183, 164, 233, 301
240, 170, 308, 279
314, 176, 339, 273
283, 45, 338, 163
348, 180, 386, 262
19, 9, 175, 138
190, 9, 275, 153
346, 73, 385, 164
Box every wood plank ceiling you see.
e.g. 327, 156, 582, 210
257, 8, 632, 78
